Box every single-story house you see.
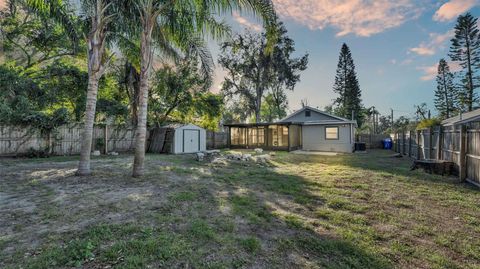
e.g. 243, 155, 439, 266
441, 109, 480, 126
148, 123, 206, 154
224, 106, 357, 153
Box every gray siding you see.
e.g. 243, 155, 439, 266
302, 125, 354, 153
282, 109, 339, 122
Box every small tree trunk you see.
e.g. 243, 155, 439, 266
132, 13, 154, 177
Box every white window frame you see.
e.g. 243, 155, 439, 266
325, 126, 339, 140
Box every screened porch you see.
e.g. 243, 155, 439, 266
225, 123, 302, 151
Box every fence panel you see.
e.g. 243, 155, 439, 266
466, 122, 480, 185
0, 123, 138, 156
206, 131, 228, 149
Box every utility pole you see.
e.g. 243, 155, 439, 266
391, 108, 394, 132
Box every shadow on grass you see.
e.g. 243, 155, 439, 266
3, 152, 395, 269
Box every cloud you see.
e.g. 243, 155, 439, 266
232, 12, 262, 32
433, 0, 479, 22
417, 61, 462, 81
409, 30, 454, 56
272, 0, 424, 37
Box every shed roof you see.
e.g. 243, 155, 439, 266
441, 109, 480, 126
161, 123, 203, 129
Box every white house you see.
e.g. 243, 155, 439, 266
224, 106, 356, 153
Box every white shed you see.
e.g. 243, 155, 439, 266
149, 124, 206, 154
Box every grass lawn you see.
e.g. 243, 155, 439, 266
1, 150, 479, 268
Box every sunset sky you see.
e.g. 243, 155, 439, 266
212, 0, 480, 119
1, 0, 479, 119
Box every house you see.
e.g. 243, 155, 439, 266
441, 109, 480, 126
148, 124, 206, 154
224, 106, 357, 153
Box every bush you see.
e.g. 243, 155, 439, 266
416, 118, 441, 130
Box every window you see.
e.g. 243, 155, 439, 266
305, 110, 311, 117
325, 127, 339, 140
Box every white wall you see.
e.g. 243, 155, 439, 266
173, 124, 206, 154
302, 124, 354, 153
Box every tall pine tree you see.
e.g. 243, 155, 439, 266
434, 59, 457, 119
332, 43, 363, 126
449, 13, 480, 111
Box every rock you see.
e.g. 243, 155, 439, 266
254, 148, 263, 154
92, 150, 101, 156
254, 154, 271, 163
205, 150, 221, 154
196, 152, 205, 161
242, 154, 252, 161
109, 152, 119, 156
212, 157, 228, 165
269, 151, 276, 156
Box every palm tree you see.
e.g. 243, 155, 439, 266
76, 0, 116, 175
121, 0, 276, 177
28, 0, 116, 176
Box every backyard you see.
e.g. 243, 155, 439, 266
0, 150, 479, 268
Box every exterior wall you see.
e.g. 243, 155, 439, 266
302, 124, 354, 153
281, 109, 339, 122
172, 124, 206, 154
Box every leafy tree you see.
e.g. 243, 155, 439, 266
434, 59, 457, 119
261, 92, 288, 122
449, 13, 480, 111
149, 57, 209, 127
332, 43, 363, 126
220, 22, 307, 123
0, 0, 79, 70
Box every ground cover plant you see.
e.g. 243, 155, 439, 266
0, 150, 479, 268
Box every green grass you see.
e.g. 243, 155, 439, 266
1, 150, 479, 268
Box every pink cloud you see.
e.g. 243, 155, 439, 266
409, 30, 454, 56
272, 0, 424, 37
232, 12, 262, 32
417, 61, 462, 81
433, 0, 479, 22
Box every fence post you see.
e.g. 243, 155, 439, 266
429, 127, 433, 159
459, 124, 467, 182
104, 124, 108, 155
437, 126, 442, 160
408, 130, 412, 157
416, 130, 421, 160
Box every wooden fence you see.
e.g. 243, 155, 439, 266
356, 134, 391, 149
0, 124, 137, 156
393, 123, 480, 187
0, 124, 228, 156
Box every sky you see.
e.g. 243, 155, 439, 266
0, 0, 479, 120
210, 0, 480, 120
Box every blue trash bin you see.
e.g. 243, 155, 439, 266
382, 138, 393, 149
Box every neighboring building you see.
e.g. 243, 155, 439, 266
148, 124, 206, 154
441, 109, 480, 126
224, 106, 357, 153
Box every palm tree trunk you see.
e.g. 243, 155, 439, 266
77, 75, 101, 175
77, 0, 108, 176
132, 12, 154, 177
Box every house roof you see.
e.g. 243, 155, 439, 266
441, 109, 480, 126
162, 123, 203, 129
278, 106, 351, 122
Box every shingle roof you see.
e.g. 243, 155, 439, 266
441, 109, 480, 126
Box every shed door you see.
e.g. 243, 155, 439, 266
183, 129, 200, 153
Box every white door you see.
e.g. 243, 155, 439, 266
183, 129, 200, 153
